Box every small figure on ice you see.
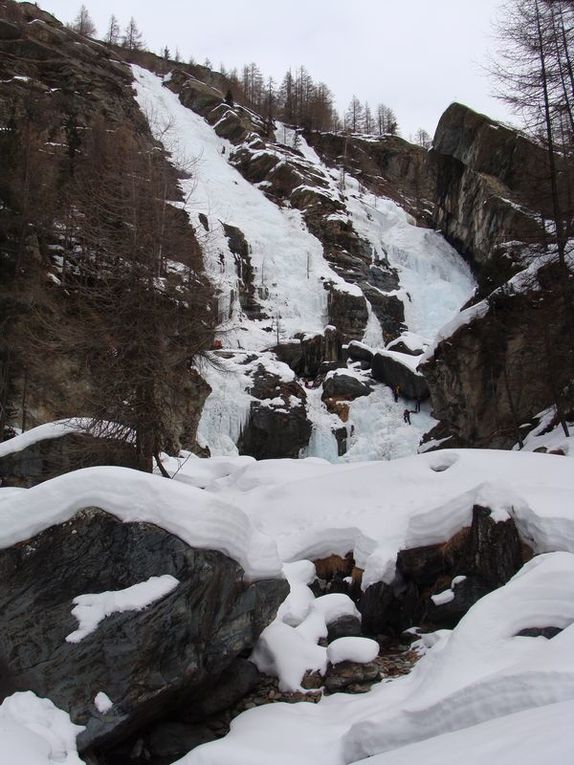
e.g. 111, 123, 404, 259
394, 384, 400, 402
403, 409, 411, 424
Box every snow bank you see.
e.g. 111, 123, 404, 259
0, 466, 282, 581
204, 449, 574, 589
180, 553, 574, 765
514, 406, 573, 457
251, 561, 361, 691
0, 418, 123, 459
66, 574, 179, 643
359, 700, 574, 765
0, 692, 84, 765
344, 552, 574, 760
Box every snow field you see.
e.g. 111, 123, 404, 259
181, 448, 572, 590
2, 446, 573, 763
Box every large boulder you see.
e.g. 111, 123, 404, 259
430, 103, 564, 291
371, 351, 428, 400
328, 288, 369, 343
360, 505, 528, 635
237, 364, 312, 459
322, 371, 372, 401
274, 327, 343, 379
0, 506, 287, 753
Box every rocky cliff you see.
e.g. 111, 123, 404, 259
1, 0, 570, 462
420, 105, 574, 449
0, 1, 214, 456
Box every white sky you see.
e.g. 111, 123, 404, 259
33, 0, 515, 138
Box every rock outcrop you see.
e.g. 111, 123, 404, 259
421, 264, 574, 449
430, 103, 547, 288
0, 507, 287, 754
237, 363, 312, 459
274, 327, 344, 379
360, 504, 529, 635
371, 351, 429, 401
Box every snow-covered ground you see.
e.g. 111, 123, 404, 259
162, 447, 574, 589
179, 552, 574, 765
2, 446, 573, 764
131, 68, 475, 462
159, 448, 572, 765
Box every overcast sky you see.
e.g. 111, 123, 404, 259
34, 0, 515, 138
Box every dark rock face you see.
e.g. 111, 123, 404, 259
222, 223, 263, 320
422, 268, 574, 449
371, 352, 428, 400
0, 508, 287, 753
430, 103, 550, 286
237, 365, 312, 459
328, 289, 369, 343
360, 286, 405, 342
0, 433, 139, 488
327, 616, 363, 643
425, 576, 493, 630
183, 659, 260, 722
274, 328, 344, 379
347, 341, 374, 365
360, 505, 528, 636
305, 131, 436, 226
322, 372, 372, 401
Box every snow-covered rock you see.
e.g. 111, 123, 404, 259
0, 468, 287, 750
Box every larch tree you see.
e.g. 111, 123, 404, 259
122, 17, 144, 51
376, 103, 399, 135
345, 95, 364, 133
29, 120, 214, 472
490, 0, 574, 268
415, 128, 432, 148
70, 4, 96, 37
489, 0, 574, 437
105, 14, 120, 45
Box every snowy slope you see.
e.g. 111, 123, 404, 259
154, 445, 574, 765
131, 67, 475, 462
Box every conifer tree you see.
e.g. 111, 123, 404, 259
105, 14, 120, 45
70, 4, 96, 37
122, 17, 144, 51
345, 96, 364, 133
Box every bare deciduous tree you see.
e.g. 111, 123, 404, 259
122, 17, 144, 51
27, 120, 213, 472
105, 14, 120, 45
69, 4, 96, 37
